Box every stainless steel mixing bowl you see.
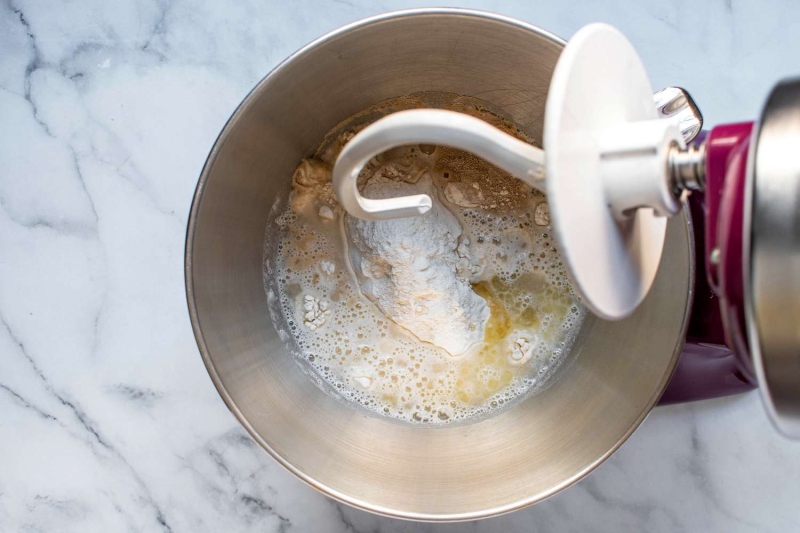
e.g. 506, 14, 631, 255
185, 8, 693, 521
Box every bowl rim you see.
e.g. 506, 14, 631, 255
184, 7, 694, 522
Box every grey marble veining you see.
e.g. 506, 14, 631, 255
1, 0, 799, 531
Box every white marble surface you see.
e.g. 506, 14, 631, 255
2, 0, 799, 531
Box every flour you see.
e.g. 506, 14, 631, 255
534, 202, 550, 226
510, 336, 536, 364
301, 294, 331, 331
346, 170, 490, 356
319, 260, 335, 275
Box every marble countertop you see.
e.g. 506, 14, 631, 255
2, 0, 799, 531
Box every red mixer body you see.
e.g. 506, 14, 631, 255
659, 124, 759, 404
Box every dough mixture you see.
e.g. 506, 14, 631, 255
266, 94, 585, 424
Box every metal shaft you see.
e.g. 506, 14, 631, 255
669, 141, 707, 194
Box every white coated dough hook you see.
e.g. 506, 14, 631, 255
332, 109, 546, 220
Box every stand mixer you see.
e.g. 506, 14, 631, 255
333, 24, 800, 438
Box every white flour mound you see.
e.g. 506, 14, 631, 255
346, 172, 490, 356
